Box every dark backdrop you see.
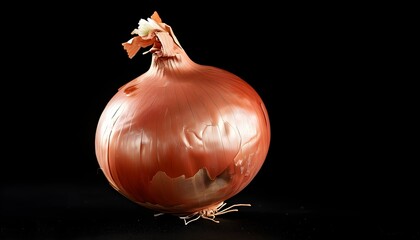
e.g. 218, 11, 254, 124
1, 1, 417, 239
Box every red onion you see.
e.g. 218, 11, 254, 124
95, 11, 271, 224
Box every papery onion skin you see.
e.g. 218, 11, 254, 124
95, 12, 271, 216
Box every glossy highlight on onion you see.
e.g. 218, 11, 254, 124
95, 11, 271, 224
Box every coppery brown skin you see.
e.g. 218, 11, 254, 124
95, 13, 271, 217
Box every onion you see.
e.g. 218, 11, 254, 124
95, 11, 271, 224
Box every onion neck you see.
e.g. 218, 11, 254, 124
148, 47, 199, 76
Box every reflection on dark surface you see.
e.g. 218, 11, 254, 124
1, 182, 418, 240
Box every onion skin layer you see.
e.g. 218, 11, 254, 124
95, 16, 270, 216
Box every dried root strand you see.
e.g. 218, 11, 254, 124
178, 202, 251, 225
153, 212, 165, 217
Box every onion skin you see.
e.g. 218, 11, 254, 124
95, 12, 270, 216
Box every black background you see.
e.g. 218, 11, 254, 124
1, 1, 418, 239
